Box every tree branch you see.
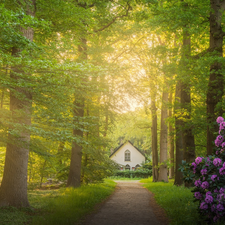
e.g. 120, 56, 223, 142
93, 2, 132, 33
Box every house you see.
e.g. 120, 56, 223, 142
109, 141, 145, 171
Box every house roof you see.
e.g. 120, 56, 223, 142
109, 140, 145, 158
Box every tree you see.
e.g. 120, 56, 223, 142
0, 0, 35, 207
206, 0, 225, 155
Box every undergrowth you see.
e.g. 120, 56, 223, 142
141, 178, 199, 225
32, 179, 116, 225
0, 179, 116, 225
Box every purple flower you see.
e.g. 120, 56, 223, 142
217, 193, 225, 202
201, 181, 209, 189
214, 189, 219, 193
194, 192, 202, 199
219, 187, 225, 194
200, 202, 208, 210
213, 158, 222, 167
217, 116, 224, 123
201, 168, 207, 176
206, 191, 212, 195
211, 175, 218, 182
192, 162, 197, 168
194, 179, 201, 187
215, 135, 224, 147
222, 142, 225, 148
219, 167, 225, 175
211, 204, 216, 212
220, 122, 225, 132
205, 195, 214, 204
217, 204, 224, 211
195, 157, 203, 165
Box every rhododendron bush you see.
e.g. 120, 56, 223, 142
181, 117, 225, 224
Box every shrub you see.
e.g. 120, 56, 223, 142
114, 169, 152, 178
181, 116, 225, 224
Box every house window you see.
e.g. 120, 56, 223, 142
125, 150, 130, 161
125, 164, 130, 170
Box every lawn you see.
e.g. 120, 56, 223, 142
0, 179, 116, 225
141, 178, 200, 225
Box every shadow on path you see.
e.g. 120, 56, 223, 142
81, 180, 169, 225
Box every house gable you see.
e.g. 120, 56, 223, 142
109, 141, 145, 169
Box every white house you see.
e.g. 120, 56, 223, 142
109, 141, 145, 170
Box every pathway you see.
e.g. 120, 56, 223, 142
82, 180, 169, 225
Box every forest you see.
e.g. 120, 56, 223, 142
0, 0, 225, 223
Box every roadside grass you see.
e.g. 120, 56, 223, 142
141, 178, 200, 225
0, 179, 116, 225
31, 179, 116, 225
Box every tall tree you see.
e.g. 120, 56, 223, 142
158, 83, 168, 182
0, 0, 35, 207
206, 0, 225, 155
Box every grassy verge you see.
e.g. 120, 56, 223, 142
0, 179, 116, 225
141, 178, 200, 225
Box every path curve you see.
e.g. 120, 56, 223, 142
82, 180, 169, 225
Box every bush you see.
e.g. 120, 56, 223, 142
114, 169, 152, 178
181, 116, 225, 224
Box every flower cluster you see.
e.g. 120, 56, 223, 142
182, 117, 225, 224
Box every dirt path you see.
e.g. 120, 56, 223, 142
82, 180, 169, 225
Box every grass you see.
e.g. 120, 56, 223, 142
141, 177, 200, 225
0, 179, 116, 225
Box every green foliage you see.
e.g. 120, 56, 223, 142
31, 180, 116, 225
142, 179, 200, 225
114, 169, 152, 178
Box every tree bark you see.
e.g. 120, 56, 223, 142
168, 91, 174, 179
174, 81, 184, 186
67, 37, 87, 188
0, 0, 35, 207
158, 86, 168, 182
180, 31, 195, 163
206, 0, 225, 155
151, 91, 158, 182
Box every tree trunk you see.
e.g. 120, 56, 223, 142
67, 96, 84, 187
151, 91, 158, 182
158, 86, 168, 182
180, 31, 195, 163
67, 37, 87, 188
206, 0, 225, 155
0, 0, 35, 207
168, 91, 174, 179
174, 81, 184, 186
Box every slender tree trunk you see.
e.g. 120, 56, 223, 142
206, 0, 225, 155
58, 141, 65, 165
158, 86, 168, 182
0, 0, 35, 207
67, 96, 84, 187
67, 37, 87, 187
174, 81, 184, 186
151, 91, 158, 182
181, 31, 195, 163
168, 91, 174, 179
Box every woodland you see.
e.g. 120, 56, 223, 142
0, 0, 225, 213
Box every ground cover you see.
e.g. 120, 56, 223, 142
0, 180, 116, 225
141, 178, 200, 225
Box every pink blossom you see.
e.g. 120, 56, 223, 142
195, 157, 203, 165
217, 116, 224, 123
213, 158, 222, 167
201, 181, 209, 189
